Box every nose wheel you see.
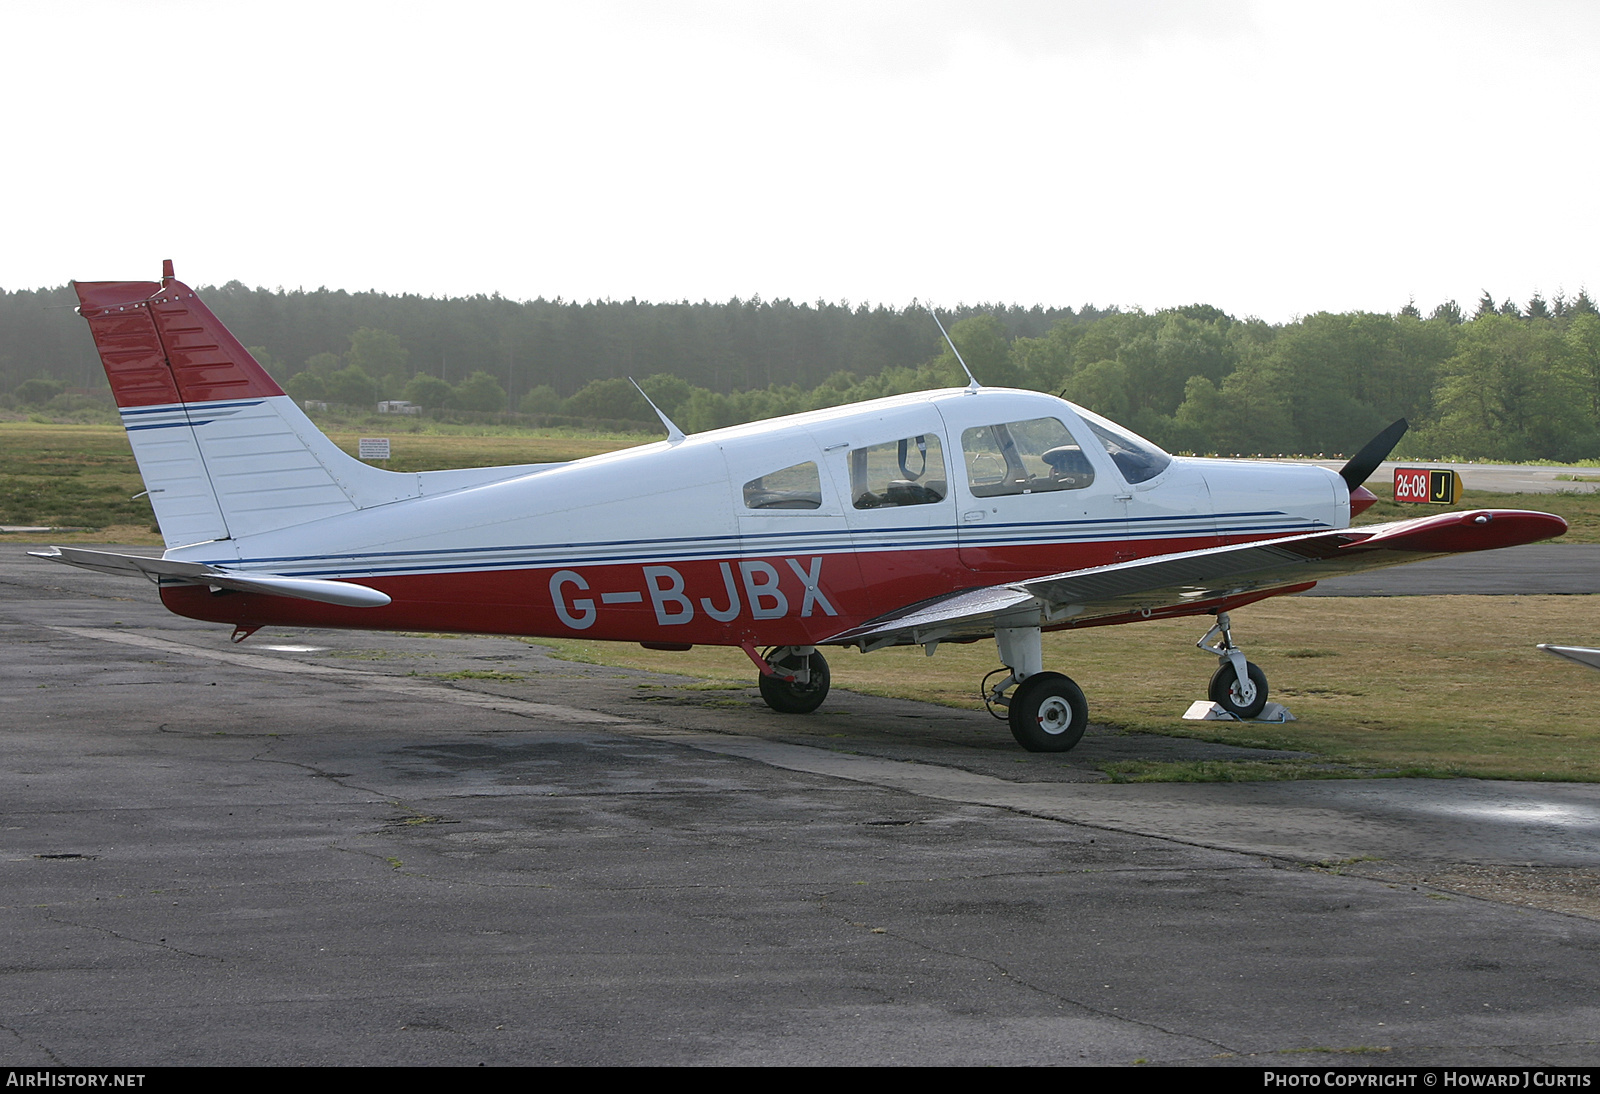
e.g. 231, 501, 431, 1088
1207, 660, 1268, 720
1197, 612, 1269, 720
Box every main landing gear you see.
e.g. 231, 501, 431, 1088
982, 626, 1089, 752
1196, 611, 1269, 720
753, 645, 831, 714
980, 611, 1274, 751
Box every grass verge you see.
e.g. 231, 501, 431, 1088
525, 594, 1600, 781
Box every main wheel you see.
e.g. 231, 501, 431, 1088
1208, 661, 1268, 720
1007, 671, 1088, 753
758, 649, 831, 714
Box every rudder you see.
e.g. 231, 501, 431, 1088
75, 262, 412, 549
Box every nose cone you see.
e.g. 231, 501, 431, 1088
1350, 484, 1379, 517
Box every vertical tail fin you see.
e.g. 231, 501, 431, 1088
75, 263, 411, 550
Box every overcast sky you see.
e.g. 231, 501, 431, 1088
3, 0, 1594, 322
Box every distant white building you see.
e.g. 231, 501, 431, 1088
377, 400, 421, 415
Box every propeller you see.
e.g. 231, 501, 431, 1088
1338, 418, 1407, 493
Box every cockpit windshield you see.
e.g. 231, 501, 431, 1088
1071, 406, 1172, 484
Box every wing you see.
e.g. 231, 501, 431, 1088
1539, 645, 1600, 671
823, 509, 1567, 652
30, 546, 392, 608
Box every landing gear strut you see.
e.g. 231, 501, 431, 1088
755, 645, 831, 714
983, 625, 1088, 753
1197, 611, 1269, 720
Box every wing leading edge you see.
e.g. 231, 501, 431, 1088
824, 509, 1568, 653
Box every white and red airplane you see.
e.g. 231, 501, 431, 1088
36, 263, 1568, 751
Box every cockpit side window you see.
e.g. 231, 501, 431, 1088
961, 417, 1094, 497
850, 434, 948, 509
743, 461, 823, 510
1074, 408, 1172, 484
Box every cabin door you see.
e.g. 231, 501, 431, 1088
938, 405, 1131, 577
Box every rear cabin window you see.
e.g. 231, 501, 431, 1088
743, 461, 823, 510
961, 417, 1095, 497
849, 434, 947, 509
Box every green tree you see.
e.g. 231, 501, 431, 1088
1061, 358, 1129, 419
13, 377, 65, 406
931, 315, 1018, 387
638, 373, 696, 417
1172, 364, 1295, 456
1259, 313, 1400, 453
519, 384, 562, 414
563, 377, 649, 421
449, 370, 507, 413
284, 372, 328, 403
346, 328, 410, 381
402, 373, 454, 409
680, 388, 735, 432
246, 345, 286, 379
1566, 314, 1600, 428
1421, 315, 1583, 460
325, 365, 380, 407
1010, 321, 1081, 392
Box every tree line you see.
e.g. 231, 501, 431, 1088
2, 280, 1597, 461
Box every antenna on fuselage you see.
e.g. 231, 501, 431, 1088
926, 304, 981, 392
628, 377, 686, 445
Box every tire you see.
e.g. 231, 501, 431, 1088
758, 650, 830, 714
1007, 671, 1088, 753
1208, 661, 1268, 720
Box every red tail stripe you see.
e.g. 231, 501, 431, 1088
74, 275, 285, 408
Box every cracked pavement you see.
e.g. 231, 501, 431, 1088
3, 549, 1599, 1066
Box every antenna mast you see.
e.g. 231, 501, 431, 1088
927, 305, 981, 391
628, 377, 686, 444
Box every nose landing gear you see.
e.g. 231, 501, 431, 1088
1197, 611, 1269, 720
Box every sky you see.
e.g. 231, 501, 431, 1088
2, 0, 1596, 323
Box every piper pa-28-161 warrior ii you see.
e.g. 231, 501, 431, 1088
37, 263, 1569, 752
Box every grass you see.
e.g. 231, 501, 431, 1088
525, 594, 1600, 781
0, 423, 160, 539
1098, 760, 1352, 782
314, 426, 652, 473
